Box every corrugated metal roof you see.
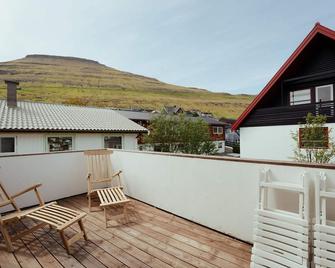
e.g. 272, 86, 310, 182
0, 100, 148, 132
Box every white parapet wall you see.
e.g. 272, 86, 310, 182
111, 150, 335, 243
0, 149, 335, 243
0, 151, 88, 209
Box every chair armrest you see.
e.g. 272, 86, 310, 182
11, 184, 42, 199
112, 170, 122, 177
0, 199, 12, 208
10, 184, 44, 205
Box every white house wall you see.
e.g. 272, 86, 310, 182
240, 123, 335, 161
75, 133, 104, 150
123, 134, 138, 150
0, 132, 139, 155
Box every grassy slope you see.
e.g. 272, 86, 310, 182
0, 55, 254, 118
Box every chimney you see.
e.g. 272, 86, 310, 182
5, 80, 20, 107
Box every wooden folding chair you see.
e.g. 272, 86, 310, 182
84, 149, 131, 226
314, 172, 335, 268
0, 182, 88, 254
251, 169, 310, 268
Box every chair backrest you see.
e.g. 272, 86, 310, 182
84, 149, 114, 191
0, 182, 19, 214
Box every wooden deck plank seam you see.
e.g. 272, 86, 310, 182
60, 199, 170, 268
66, 195, 249, 266
60, 199, 178, 268
63, 196, 246, 268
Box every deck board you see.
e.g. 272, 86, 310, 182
0, 194, 251, 268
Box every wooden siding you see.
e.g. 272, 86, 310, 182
242, 34, 335, 127
0, 194, 251, 268
209, 125, 225, 141
243, 100, 335, 127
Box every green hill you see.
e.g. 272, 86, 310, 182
0, 54, 254, 118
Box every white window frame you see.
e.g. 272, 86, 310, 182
103, 134, 124, 149
0, 136, 16, 154
315, 84, 334, 103
45, 134, 75, 152
213, 126, 223, 135
289, 88, 311, 106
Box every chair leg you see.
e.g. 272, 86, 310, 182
78, 220, 88, 241
59, 230, 70, 255
0, 224, 14, 252
88, 195, 92, 212
104, 208, 108, 228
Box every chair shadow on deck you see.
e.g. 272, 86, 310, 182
0, 217, 82, 257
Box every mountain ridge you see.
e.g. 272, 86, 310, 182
0, 54, 254, 118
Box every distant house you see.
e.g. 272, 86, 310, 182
233, 23, 335, 160
194, 116, 226, 153
115, 109, 157, 145
162, 105, 184, 115
118, 107, 226, 153
116, 109, 157, 129
0, 80, 147, 155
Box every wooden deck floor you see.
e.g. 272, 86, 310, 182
0, 194, 251, 268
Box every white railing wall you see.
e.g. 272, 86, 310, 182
0, 150, 335, 243
111, 150, 335, 243
0, 152, 87, 210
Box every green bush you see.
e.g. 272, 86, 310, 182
145, 114, 217, 155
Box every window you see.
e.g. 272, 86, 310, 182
104, 136, 122, 149
213, 126, 223, 134
316, 84, 333, 103
290, 89, 311, 105
0, 137, 15, 153
47, 137, 72, 152
299, 127, 329, 149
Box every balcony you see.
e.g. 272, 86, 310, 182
244, 100, 335, 127
0, 149, 335, 267
1, 194, 252, 268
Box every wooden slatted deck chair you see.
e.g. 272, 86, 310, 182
84, 149, 131, 226
0, 182, 88, 254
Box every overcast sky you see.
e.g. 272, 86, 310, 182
1, 1, 335, 94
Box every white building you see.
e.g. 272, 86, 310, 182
233, 23, 335, 161
0, 81, 147, 155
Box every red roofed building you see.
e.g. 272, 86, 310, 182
233, 23, 335, 160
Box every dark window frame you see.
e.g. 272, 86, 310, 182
289, 88, 312, 106
47, 136, 73, 152
104, 136, 123, 149
315, 84, 334, 103
0, 137, 16, 153
299, 127, 329, 149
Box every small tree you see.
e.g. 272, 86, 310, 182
292, 113, 335, 163
145, 114, 217, 155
